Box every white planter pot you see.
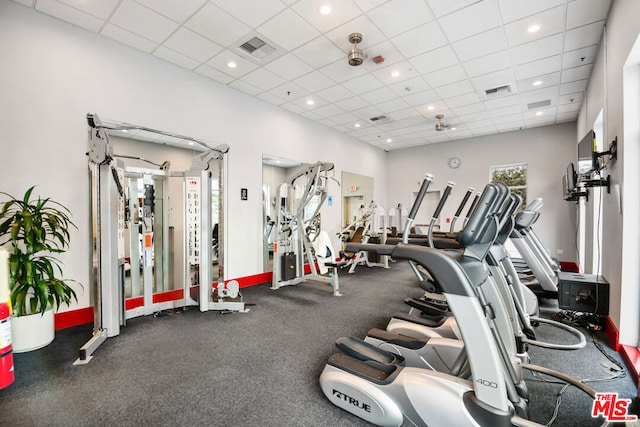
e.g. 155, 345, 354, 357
11, 309, 55, 353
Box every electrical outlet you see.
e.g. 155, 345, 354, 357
557, 249, 564, 255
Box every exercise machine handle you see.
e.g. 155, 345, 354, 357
463, 192, 481, 227
450, 187, 474, 232
403, 174, 434, 244
428, 182, 454, 247
407, 174, 434, 222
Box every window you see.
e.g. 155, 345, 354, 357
490, 163, 527, 209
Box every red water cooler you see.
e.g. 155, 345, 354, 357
0, 301, 14, 389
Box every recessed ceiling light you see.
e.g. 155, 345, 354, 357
227, 61, 237, 69
427, 105, 435, 111
121, 129, 128, 133
535, 111, 543, 116
533, 80, 543, 86
354, 123, 361, 128
527, 24, 541, 33
390, 70, 400, 78
188, 141, 194, 145
450, 127, 457, 131
319, 5, 332, 15
386, 138, 392, 143
306, 99, 314, 106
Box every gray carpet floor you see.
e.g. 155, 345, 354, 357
0, 262, 636, 426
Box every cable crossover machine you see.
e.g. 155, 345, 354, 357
76, 113, 247, 365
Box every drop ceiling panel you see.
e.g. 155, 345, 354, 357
391, 21, 448, 58
388, 77, 431, 97
426, 0, 481, 18
514, 55, 562, 80
335, 96, 369, 112
23, 0, 613, 151
268, 81, 308, 102
320, 59, 368, 83
36, 0, 104, 32
213, 0, 286, 28
561, 64, 592, 84
186, 3, 251, 46
325, 16, 387, 51
424, 65, 468, 88
563, 45, 599, 68
360, 87, 397, 104
434, 80, 475, 99
293, 70, 335, 92
316, 85, 356, 103
367, 0, 435, 38
503, 6, 565, 47
163, 27, 223, 62
257, 8, 320, 51
153, 46, 200, 70
264, 54, 315, 80
110, 0, 179, 43
409, 46, 459, 75
497, 0, 565, 23
101, 23, 158, 53
207, 50, 259, 78
463, 50, 511, 78
135, 0, 207, 23
239, 67, 286, 91
371, 62, 419, 86
56, 0, 120, 20
564, 21, 605, 51
292, 36, 345, 69
438, 0, 501, 42
194, 64, 234, 84
230, 80, 264, 96
451, 28, 508, 62
566, 0, 612, 29
291, 0, 362, 33
342, 73, 385, 94
510, 33, 564, 65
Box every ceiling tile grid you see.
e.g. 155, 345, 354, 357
17, 0, 613, 150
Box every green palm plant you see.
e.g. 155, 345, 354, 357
0, 186, 78, 316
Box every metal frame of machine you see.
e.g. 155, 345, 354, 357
271, 161, 342, 296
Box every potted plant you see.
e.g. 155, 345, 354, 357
0, 186, 78, 352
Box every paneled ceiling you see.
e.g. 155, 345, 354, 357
13, 0, 612, 151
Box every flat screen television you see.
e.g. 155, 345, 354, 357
563, 162, 578, 201
577, 130, 597, 175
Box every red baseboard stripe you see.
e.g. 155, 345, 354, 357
55, 272, 274, 329
605, 316, 640, 393
54, 306, 94, 330
605, 316, 621, 351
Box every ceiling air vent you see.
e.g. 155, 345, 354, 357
485, 84, 512, 98
370, 115, 391, 123
527, 99, 551, 110
237, 35, 277, 61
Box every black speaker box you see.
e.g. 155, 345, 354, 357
558, 272, 609, 316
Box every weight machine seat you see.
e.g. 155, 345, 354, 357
340, 226, 366, 259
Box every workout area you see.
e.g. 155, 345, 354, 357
1, 1, 639, 426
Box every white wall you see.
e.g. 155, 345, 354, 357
386, 123, 578, 259
0, 1, 387, 312
577, 0, 640, 343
